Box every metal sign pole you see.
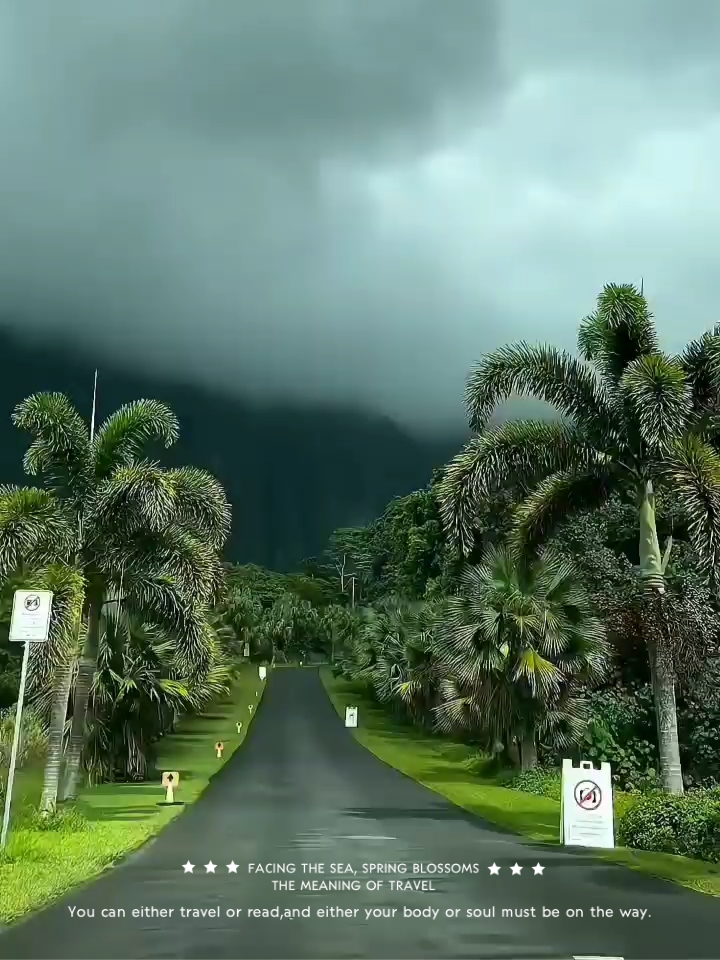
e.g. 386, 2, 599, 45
1, 640, 32, 849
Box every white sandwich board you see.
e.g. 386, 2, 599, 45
561, 759, 614, 849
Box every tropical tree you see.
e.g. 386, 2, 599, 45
434, 546, 608, 768
80, 604, 232, 783
11, 393, 231, 800
0, 486, 85, 811
438, 282, 720, 792
340, 598, 443, 724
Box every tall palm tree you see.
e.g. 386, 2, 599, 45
434, 546, 608, 768
11, 393, 231, 799
437, 282, 720, 792
0, 485, 85, 812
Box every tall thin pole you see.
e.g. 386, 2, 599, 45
1, 641, 31, 849
90, 369, 98, 443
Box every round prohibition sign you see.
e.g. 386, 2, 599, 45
24, 594, 41, 612
574, 779, 602, 810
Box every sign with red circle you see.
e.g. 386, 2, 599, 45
574, 779, 602, 810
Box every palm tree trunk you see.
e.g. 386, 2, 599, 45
39, 658, 74, 814
638, 480, 684, 794
60, 599, 102, 801
520, 735, 537, 771
646, 632, 683, 793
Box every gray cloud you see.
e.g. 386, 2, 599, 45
0, 0, 719, 433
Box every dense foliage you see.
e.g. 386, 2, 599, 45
327, 283, 720, 862
3, 281, 720, 867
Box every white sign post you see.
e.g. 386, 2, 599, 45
1, 590, 53, 849
561, 759, 614, 849
258, 665, 267, 680
345, 706, 358, 728
243, 643, 250, 658
162, 771, 180, 804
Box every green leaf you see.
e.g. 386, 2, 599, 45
92, 399, 180, 479
464, 342, 612, 433
620, 354, 692, 450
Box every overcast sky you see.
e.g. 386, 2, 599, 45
0, 0, 718, 434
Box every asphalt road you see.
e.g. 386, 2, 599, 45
0, 668, 716, 960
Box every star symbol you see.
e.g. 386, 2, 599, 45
510, 863, 522, 875
227, 861, 239, 873
205, 861, 217, 873
533, 863, 545, 875
488, 863, 500, 875
182, 861, 194, 873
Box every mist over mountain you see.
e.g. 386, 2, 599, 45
0, 330, 462, 570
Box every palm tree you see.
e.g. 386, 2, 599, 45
84, 604, 232, 783
0, 486, 85, 812
11, 393, 231, 800
434, 546, 608, 768
437, 282, 720, 792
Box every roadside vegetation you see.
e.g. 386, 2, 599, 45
0, 668, 262, 923
311, 284, 720, 887
3, 281, 720, 911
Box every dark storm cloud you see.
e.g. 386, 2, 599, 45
0, 1, 719, 431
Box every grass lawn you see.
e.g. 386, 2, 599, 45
0, 663, 266, 924
321, 668, 720, 897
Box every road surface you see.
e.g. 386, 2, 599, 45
0, 668, 716, 959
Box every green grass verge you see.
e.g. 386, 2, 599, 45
0, 663, 266, 924
320, 669, 720, 897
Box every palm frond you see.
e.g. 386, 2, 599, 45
578, 283, 659, 382
620, 354, 692, 450
12, 392, 91, 501
464, 342, 612, 433
92, 399, 180, 479
164, 466, 231, 550
436, 421, 603, 555
24, 564, 85, 696
512, 468, 617, 551
678, 326, 720, 416
663, 434, 720, 580
0, 486, 75, 577
86, 461, 176, 539
102, 527, 225, 606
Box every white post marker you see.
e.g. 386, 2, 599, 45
236, 721, 243, 734
215, 741, 225, 759
243, 643, 250, 658
561, 759, 614, 849
1, 590, 53, 849
162, 771, 180, 804
258, 665, 267, 680
345, 706, 358, 728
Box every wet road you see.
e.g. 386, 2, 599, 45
0, 668, 716, 959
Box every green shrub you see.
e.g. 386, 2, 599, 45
575, 685, 659, 791
617, 790, 720, 862
508, 767, 561, 801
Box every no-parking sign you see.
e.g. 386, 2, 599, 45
561, 759, 614, 849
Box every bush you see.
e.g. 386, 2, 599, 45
576, 685, 659, 791
617, 790, 720, 862
508, 767, 561, 801
680, 658, 720, 788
